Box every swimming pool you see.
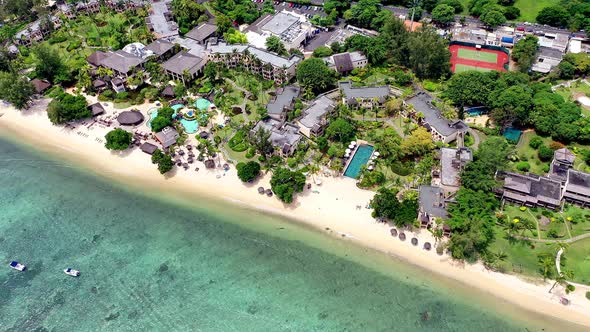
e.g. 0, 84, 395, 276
343, 145, 374, 179
195, 98, 211, 111
503, 127, 522, 143
147, 107, 199, 134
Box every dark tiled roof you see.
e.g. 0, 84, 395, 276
140, 142, 158, 155
100, 50, 145, 74
339, 81, 389, 104
565, 169, 590, 197
161, 51, 204, 76
92, 79, 107, 88
406, 92, 468, 137
87, 51, 110, 67
332, 53, 353, 73
267, 85, 300, 116
186, 22, 217, 42
88, 102, 105, 116
419, 186, 448, 219
554, 148, 575, 164
145, 39, 174, 56
502, 172, 562, 206
30, 79, 51, 94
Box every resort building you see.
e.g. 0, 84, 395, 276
161, 51, 206, 84
245, 10, 312, 50
266, 85, 300, 122
405, 92, 468, 144
563, 170, 590, 207
438, 148, 472, 188
251, 118, 302, 157
88, 103, 106, 117
296, 95, 335, 138
532, 47, 564, 74
89, 50, 146, 78
207, 41, 302, 85
325, 25, 379, 46
145, 39, 176, 60
155, 126, 179, 149
186, 22, 218, 45
549, 148, 575, 182
146, 0, 179, 40
495, 171, 563, 210
58, 0, 101, 18
140, 142, 158, 155
418, 186, 448, 229
14, 16, 62, 46
323, 52, 368, 75
339, 81, 389, 109
105, 0, 146, 12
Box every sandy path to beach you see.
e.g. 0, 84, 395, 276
1, 100, 590, 328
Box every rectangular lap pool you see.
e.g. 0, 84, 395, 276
343, 144, 374, 179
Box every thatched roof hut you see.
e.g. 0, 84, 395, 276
258, 187, 265, 194
162, 85, 175, 98
423, 242, 432, 251
390, 228, 398, 237
140, 142, 158, 155
411, 238, 418, 246
117, 111, 145, 126
88, 102, 106, 116
265, 189, 273, 197
398, 232, 406, 241
188, 157, 194, 164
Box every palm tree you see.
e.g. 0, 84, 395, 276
549, 270, 574, 294
429, 225, 444, 246
308, 162, 320, 184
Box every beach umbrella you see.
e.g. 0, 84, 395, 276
223, 164, 230, 171
179, 150, 185, 156
399, 232, 406, 241
348, 144, 355, 149
390, 229, 398, 237
265, 189, 273, 197
344, 153, 350, 158
411, 238, 418, 246
423, 242, 432, 251
258, 187, 265, 194
350, 141, 356, 146
188, 157, 194, 164
345, 148, 351, 154
187, 145, 193, 150
182, 163, 189, 169
374, 151, 380, 157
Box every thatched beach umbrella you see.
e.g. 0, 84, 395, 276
188, 152, 195, 158
187, 145, 192, 150
182, 163, 189, 169
390, 228, 398, 237
258, 187, 265, 194
265, 189, 273, 197
411, 238, 418, 246
399, 232, 406, 241
199, 131, 209, 139
423, 242, 432, 251
175, 159, 182, 166
204, 159, 215, 169
188, 157, 194, 164
178, 150, 185, 156
223, 163, 230, 171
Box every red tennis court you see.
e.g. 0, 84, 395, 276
449, 44, 509, 73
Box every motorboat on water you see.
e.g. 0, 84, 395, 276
9, 261, 26, 271
64, 268, 80, 277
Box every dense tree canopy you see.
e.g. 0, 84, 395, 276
0, 72, 34, 109
536, 6, 570, 28
237, 161, 261, 182
296, 58, 336, 96
406, 27, 451, 79
431, 4, 456, 25
33, 45, 70, 84
371, 188, 418, 227
47, 92, 90, 124
480, 10, 506, 28
150, 107, 174, 133
400, 127, 435, 157
105, 128, 133, 151
151, 149, 174, 174
460, 137, 510, 192
215, 0, 260, 25
171, 0, 208, 33
325, 118, 356, 143
511, 36, 539, 73
270, 167, 306, 203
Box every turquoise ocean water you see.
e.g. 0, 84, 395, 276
0, 135, 582, 331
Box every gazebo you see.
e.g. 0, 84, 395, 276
117, 111, 145, 126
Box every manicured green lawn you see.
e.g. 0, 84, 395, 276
563, 237, 590, 285
488, 227, 548, 277
513, 131, 551, 175
458, 0, 559, 22
554, 82, 590, 117
454, 64, 492, 73
457, 48, 497, 63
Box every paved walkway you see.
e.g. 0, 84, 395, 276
513, 232, 590, 244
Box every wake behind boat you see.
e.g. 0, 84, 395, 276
64, 268, 80, 277
9, 261, 26, 271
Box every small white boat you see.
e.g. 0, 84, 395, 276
64, 268, 80, 277
9, 261, 26, 271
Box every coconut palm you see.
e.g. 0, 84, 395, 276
308, 162, 320, 184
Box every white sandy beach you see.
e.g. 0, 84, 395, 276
1, 99, 590, 328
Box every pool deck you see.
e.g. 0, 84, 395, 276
342, 140, 373, 179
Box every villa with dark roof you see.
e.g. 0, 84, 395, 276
439, 147, 472, 188
549, 148, 575, 182
405, 92, 468, 144
266, 86, 300, 122
251, 118, 302, 157
339, 81, 390, 109
418, 186, 448, 229
496, 171, 563, 210
97, 50, 146, 77
324, 52, 367, 74
155, 126, 179, 148
161, 51, 205, 84
145, 39, 176, 60
296, 95, 335, 138
563, 170, 590, 207
186, 22, 218, 45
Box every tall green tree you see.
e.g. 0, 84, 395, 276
296, 58, 336, 96
512, 36, 539, 73
0, 72, 34, 109
431, 4, 456, 26
270, 167, 306, 203
105, 128, 133, 151
33, 45, 69, 83
47, 93, 90, 124
265, 36, 287, 56
325, 118, 356, 143
407, 27, 451, 79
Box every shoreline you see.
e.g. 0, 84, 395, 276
1, 101, 590, 328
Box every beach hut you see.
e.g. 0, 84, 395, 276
390, 228, 398, 237
161, 85, 175, 98
117, 111, 145, 126
31, 78, 51, 94
88, 102, 106, 117
423, 242, 432, 251
399, 232, 406, 241
258, 187, 265, 194
140, 142, 158, 155
411, 238, 418, 246
265, 189, 273, 197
